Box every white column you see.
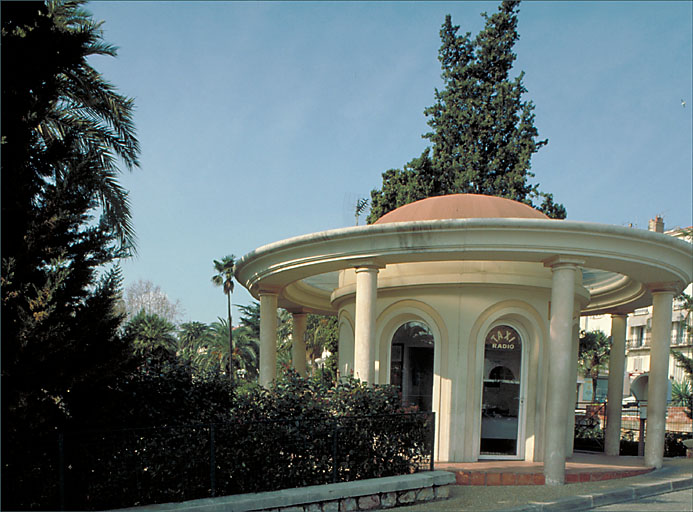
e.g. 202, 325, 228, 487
544, 259, 581, 486
353, 266, 379, 384
338, 320, 355, 379
292, 312, 307, 377
259, 291, 278, 388
605, 314, 627, 456
566, 321, 580, 456
645, 290, 674, 468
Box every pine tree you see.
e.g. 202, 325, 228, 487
369, 0, 565, 223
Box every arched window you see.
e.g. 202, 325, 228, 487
390, 321, 434, 411
489, 366, 515, 381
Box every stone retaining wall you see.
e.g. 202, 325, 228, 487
119, 471, 456, 512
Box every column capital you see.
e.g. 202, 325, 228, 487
350, 259, 385, 271
258, 289, 279, 298
354, 266, 381, 276
646, 283, 679, 295
610, 312, 628, 320
543, 256, 585, 270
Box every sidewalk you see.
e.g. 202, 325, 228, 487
394, 458, 692, 511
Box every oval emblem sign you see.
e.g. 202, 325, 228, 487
485, 325, 521, 351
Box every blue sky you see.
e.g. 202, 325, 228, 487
86, 1, 693, 325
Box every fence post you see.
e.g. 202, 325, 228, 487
58, 431, 65, 511
209, 424, 216, 497
332, 419, 338, 483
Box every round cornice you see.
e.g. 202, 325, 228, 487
235, 219, 692, 315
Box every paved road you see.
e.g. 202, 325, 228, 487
590, 488, 693, 511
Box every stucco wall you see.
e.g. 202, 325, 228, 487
332, 260, 585, 463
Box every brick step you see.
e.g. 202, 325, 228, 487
453, 468, 653, 486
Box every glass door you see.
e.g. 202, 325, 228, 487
390, 322, 434, 411
480, 325, 523, 457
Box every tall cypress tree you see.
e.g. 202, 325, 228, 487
369, 0, 565, 223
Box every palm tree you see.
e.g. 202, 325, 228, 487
238, 301, 293, 376
178, 321, 213, 363
123, 311, 178, 369
228, 325, 259, 378
191, 319, 259, 378
578, 330, 611, 403
3, 0, 140, 249
672, 350, 693, 419
212, 255, 236, 380
305, 315, 339, 368
355, 197, 369, 226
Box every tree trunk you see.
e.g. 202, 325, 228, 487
227, 292, 234, 384
591, 370, 599, 403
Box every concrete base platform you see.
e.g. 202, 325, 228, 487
437, 452, 655, 486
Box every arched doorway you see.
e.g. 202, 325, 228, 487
390, 321, 434, 411
480, 325, 524, 458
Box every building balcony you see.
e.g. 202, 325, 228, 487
626, 334, 690, 350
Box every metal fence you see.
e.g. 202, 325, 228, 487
575, 401, 692, 435
5, 412, 435, 511
574, 401, 692, 455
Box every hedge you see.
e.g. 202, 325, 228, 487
4, 372, 434, 510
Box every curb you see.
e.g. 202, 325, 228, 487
498, 475, 693, 511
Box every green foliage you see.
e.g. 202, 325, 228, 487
664, 432, 692, 457
1, 2, 143, 507
2, 0, 140, 247
671, 350, 693, 418
178, 320, 214, 358
10, 372, 433, 510
671, 379, 693, 419
188, 320, 259, 379
355, 197, 370, 225
616, 433, 690, 457
125, 311, 178, 355
218, 373, 432, 494
238, 301, 294, 376
671, 349, 693, 377
677, 291, 692, 334
305, 313, 339, 373
2, 0, 138, 464
578, 330, 611, 403
368, 0, 565, 223
238, 301, 293, 342
4, 359, 237, 510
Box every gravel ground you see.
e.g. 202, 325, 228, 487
394, 458, 693, 511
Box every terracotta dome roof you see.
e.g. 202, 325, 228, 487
373, 194, 549, 224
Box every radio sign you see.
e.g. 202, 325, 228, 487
485, 326, 521, 351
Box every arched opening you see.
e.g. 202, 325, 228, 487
390, 321, 434, 411
480, 325, 523, 457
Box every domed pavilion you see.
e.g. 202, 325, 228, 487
235, 194, 692, 485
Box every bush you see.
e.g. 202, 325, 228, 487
10, 371, 433, 510
574, 423, 692, 458
664, 432, 692, 457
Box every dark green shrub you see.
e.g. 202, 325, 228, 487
664, 432, 691, 457
574, 423, 604, 452
21, 371, 432, 510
